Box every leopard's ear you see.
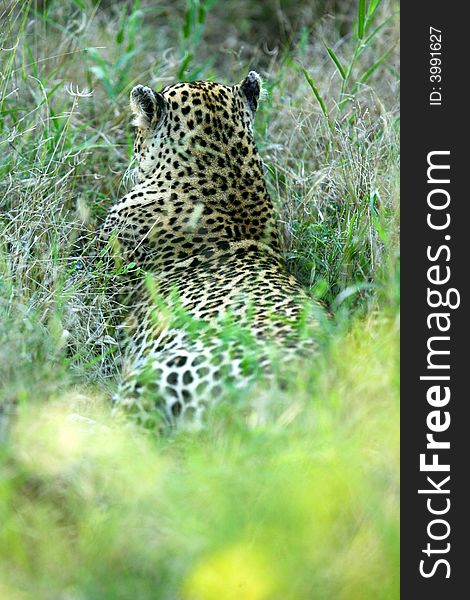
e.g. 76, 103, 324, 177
130, 85, 165, 129
239, 70, 262, 114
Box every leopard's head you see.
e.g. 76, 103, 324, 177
129, 71, 263, 180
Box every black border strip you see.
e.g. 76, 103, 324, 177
401, 2, 467, 597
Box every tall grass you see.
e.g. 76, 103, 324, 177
0, 0, 399, 598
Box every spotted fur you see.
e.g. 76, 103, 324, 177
100, 71, 315, 429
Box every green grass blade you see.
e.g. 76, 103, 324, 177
325, 45, 346, 79
367, 0, 383, 20
352, 44, 395, 94
301, 68, 329, 120
182, 3, 193, 39
357, 0, 366, 39
359, 14, 395, 57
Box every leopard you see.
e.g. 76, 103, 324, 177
99, 71, 316, 430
